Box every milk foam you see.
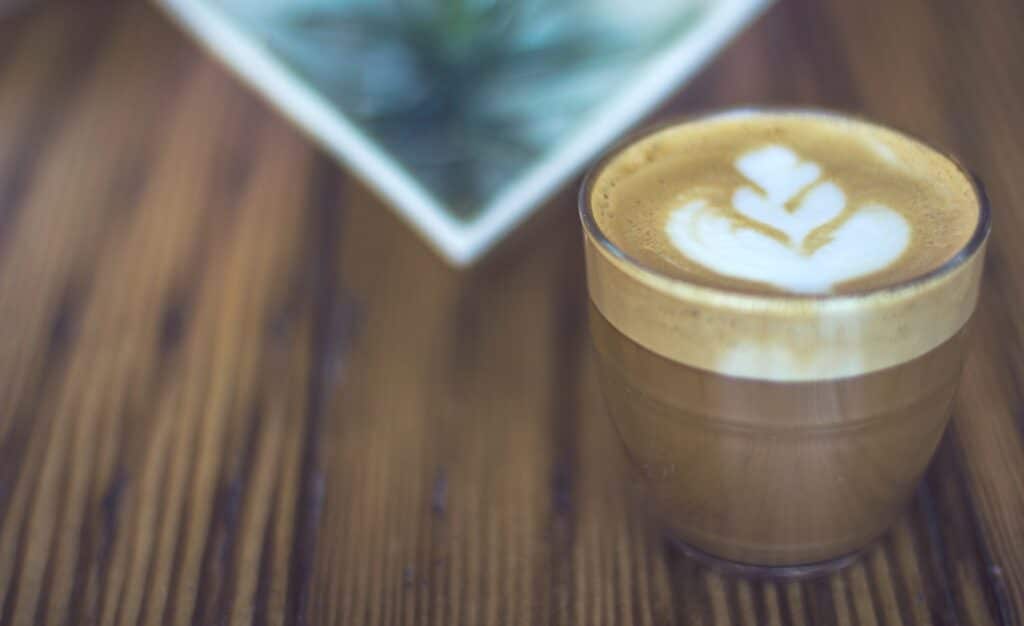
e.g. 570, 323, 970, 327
583, 110, 986, 381
665, 145, 911, 293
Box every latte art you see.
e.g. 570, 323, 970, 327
733, 145, 845, 248
665, 145, 911, 293
590, 110, 979, 296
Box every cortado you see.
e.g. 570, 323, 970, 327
581, 109, 989, 570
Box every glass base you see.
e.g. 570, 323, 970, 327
665, 534, 862, 580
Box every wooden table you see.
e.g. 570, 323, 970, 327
1, 1, 1021, 624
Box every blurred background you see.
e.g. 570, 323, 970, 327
0, 1, 1021, 625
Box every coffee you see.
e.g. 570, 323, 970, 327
590, 110, 978, 296
581, 110, 989, 568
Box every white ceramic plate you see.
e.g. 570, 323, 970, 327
157, 0, 771, 265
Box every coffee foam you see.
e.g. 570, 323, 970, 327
590, 111, 979, 296
667, 143, 913, 293
583, 111, 987, 381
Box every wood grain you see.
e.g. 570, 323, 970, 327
0, 0, 1021, 624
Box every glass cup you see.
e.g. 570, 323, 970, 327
579, 109, 990, 575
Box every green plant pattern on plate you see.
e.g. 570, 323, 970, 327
216, 0, 705, 220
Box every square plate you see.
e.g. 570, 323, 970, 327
157, 0, 771, 265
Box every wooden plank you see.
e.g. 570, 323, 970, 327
0, 5, 320, 625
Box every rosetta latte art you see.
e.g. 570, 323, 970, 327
666, 145, 911, 293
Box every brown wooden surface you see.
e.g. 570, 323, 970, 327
0, 1, 1021, 624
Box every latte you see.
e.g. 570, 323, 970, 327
590, 110, 978, 295
580, 109, 989, 569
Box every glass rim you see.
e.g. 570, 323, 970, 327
578, 107, 992, 302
